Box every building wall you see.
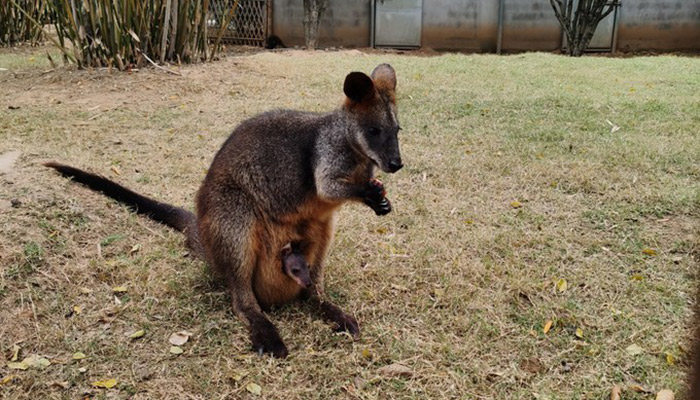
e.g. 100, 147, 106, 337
271, 0, 700, 52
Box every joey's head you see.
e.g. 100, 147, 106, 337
280, 243, 312, 289
343, 64, 403, 174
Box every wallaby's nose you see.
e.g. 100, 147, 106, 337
388, 160, 403, 173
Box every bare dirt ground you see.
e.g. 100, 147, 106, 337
1, 46, 699, 399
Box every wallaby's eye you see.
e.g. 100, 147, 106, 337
368, 127, 381, 136
292, 268, 300, 274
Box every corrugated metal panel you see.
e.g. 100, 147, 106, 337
375, 0, 423, 47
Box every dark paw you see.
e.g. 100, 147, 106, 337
251, 330, 288, 358
364, 178, 386, 203
372, 197, 392, 216
332, 313, 360, 338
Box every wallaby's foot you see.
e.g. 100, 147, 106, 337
250, 320, 289, 358
320, 301, 360, 338
364, 179, 392, 216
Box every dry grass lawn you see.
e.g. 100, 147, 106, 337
1, 46, 699, 399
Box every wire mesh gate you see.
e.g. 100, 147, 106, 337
207, 0, 269, 46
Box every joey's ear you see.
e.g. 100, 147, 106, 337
370, 63, 396, 100
343, 72, 375, 103
280, 243, 292, 257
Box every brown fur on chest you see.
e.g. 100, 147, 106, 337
250, 195, 339, 308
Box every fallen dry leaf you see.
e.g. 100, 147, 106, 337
556, 278, 568, 293
129, 244, 141, 254
642, 248, 657, 256
378, 363, 413, 378
575, 327, 584, 339
50, 381, 69, 389
0, 375, 15, 386
129, 330, 145, 339
169, 346, 184, 355
7, 362, 27, 370
628, 383, 653, 394
73, 305, 82, 315
0, 150, 21, 174
626, 344, 644, 356
543, 320, 553, 334
610, 385, 621, 400
168, 331, 192, 346
11, 344, 20, 362
110, 166, 121, 176
112, 286, 127, 293
665, 352, 676, 365
656, 389, 674, 400
510, 201, 522, 209
92, 378, 117, 389
246, 382, 262, 396
519, 357, 544, 374
72, 352, 86, 360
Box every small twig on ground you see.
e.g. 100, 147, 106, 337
139, 51, 182, 76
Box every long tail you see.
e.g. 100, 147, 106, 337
44, 161, 203, 255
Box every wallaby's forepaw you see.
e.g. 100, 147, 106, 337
251, 326, 288, 358
364, 178, 392, 216
332, 312, 360, 338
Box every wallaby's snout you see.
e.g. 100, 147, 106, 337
388, 159, 403, 173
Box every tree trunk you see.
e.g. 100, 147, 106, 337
303, 0, 327, 50
549, 0, 619, 57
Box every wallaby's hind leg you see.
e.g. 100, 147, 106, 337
198, 190, 288, 358
301, 219, 360, 337
227, 274, 288, 357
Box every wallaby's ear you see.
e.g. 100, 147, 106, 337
343, 72, 375, 103
370, 63, 397, 101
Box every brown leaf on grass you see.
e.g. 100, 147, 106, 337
168, 331, 192, 346
110, 166, 121, 176
50, 381, 69, 389
72, 352, 86, 360
656, 389, 674, 400
628, 383, 653, 394
610, 385, 621, 400
510, 201, 522, 209
112, 286, 127, 293
378, 363, 413, 378
169, 346, 184, 355
519, 357, 544, 374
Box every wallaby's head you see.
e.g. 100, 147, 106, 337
343, 64, 403, 174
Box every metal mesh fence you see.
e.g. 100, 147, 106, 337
207, 0, 269, 46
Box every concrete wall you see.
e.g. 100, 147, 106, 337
617, 1, 700, 51
271, 0, 700, 52
272, 0, 369, 47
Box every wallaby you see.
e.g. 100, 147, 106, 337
45, 63, 402, 358
280, 242, 312, 289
